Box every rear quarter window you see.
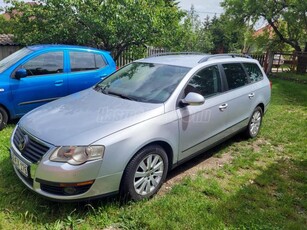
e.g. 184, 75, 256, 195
243, 63, 263, 83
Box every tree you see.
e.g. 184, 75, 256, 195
6, 0, 184, 61
165, 5, 213, 53
0, 15, 12, 34
0, 6, 13, 34
222, 0, 307, 73
204, 14, 246, 54
163, 6, 246, 54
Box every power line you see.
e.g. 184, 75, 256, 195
184, 9, 223, 15
195, 10, 222, 15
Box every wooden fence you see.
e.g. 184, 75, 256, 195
115, 46, 168, 67
251, 51, 307, 73
0, 46, 22, 60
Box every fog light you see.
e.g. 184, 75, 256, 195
64, 187, 77, 195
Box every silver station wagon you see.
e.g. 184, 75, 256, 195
10, 53, 271, 201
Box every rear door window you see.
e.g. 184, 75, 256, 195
69, 52, 106, 72
222, 63, 248, 90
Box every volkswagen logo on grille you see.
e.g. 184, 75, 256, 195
18, 134, 29, 152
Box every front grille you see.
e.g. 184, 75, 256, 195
13, 126, 50, 163
40, 183, 92, 196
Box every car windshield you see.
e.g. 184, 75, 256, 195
94, 62, 190, 103
0, 48, 33, 73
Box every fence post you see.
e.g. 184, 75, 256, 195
266, 51, 274, 74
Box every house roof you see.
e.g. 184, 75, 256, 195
0, 34, 17, 45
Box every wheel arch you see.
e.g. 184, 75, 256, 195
0, 103, 10, 120
257, 103, 264, 114
119, 140, 174, 193
150, 140, 174, 172
128, 140, 174, 173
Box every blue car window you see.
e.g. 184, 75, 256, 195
22, 52, 64, 76
0, 48, 32, 73
95, 54, 107, 68
70, 52, 105, 72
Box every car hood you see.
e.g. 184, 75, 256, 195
19, 88, 164, 146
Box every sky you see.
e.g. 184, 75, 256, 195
0, 0, 225, 19
179, 0, 224, 19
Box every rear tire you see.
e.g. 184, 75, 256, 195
120, 145, 168, 201
0, 107, 8, 131
245, 106, 263, 138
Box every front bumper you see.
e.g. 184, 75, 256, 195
10, 126, 122, 201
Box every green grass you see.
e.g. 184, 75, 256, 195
0, 78, 306, 229
271, 72, 307, 84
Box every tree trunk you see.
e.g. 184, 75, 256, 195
266, 51, 274, 74
296, 43, 307, 74
296, 53, 307, 74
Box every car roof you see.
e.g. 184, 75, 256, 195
136, 53, 255, 68
27, 44, 107, 52
136, 54, 207, 68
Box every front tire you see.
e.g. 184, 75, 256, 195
0, 107, 8, 131
245, 106, 263, 138
120, 145, 168, 201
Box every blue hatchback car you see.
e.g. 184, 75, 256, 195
0, 45, 116, 129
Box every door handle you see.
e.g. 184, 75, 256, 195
54, 80, 64, 86
248, 93, 255, 99
219, 103, 228, 111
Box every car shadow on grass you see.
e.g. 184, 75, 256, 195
169, 135, 239, 174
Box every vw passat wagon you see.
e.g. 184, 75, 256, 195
10, 53, 271, 201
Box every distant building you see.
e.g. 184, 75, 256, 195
253, 24, 274, 39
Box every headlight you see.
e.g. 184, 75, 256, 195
50, 146, 105, 165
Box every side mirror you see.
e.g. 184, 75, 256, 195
180, 92, 205, 106
15, 68, 27, 79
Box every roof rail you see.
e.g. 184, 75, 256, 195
150, 52, 205, 57
198, 53, 252, 63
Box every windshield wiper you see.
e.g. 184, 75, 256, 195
95, 85, 139, 101
107, 90, 138, 101
94, 84, 109, 94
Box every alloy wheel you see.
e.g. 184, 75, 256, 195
250, 111, 261, 136
134, 153, 164, 196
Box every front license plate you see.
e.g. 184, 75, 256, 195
11, 153, 29, 178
